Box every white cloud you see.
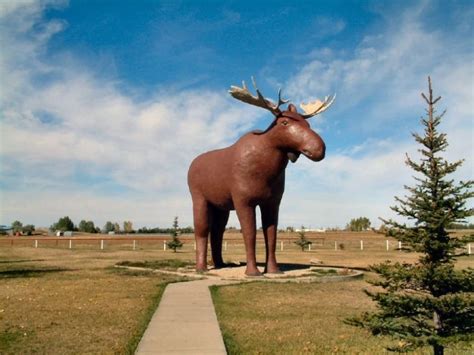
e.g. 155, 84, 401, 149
281, 3, 473, 228
311, 16, 346, 38
1, 1, 472, 230
0, 1, 258, 227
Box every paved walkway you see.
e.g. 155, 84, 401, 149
135, 279, 232, 355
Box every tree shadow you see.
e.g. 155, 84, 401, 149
273, 263, 312, 272
226, 261, 312, 271
0, 267, 68, 279
0, 259, 45, 264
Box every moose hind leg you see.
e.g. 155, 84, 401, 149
261, 203, 282, 274
210, 207, 229, 268
192, 196, 210, 272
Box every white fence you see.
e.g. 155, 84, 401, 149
6, 238, 472, 255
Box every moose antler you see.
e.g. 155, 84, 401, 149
299, 94, 336, 119
229, 77, 289, 117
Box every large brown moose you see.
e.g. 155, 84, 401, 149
188, 78, 334, 276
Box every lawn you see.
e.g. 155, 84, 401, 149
0, 247, 189, 354
1, 231, 472, 354
211, 279, 473, 354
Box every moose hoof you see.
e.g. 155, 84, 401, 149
196, 266, 208, 273
245, 269, 263, 277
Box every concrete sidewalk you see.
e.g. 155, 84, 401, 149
135, 279, 231, 355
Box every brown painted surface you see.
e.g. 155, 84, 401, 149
188, 82, 332, 276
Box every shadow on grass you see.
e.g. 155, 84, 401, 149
0, 267, 68, 279
116, 259, 194, 270
0, 259, 46, 264
232, 262, 312, 272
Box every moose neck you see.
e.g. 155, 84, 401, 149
250, 129, 290, 178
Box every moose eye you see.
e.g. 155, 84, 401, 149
281, 120, 289, 126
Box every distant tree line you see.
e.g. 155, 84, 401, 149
9, 220, 35, 235
346, 217, 371, 231
44, 216, 194, 234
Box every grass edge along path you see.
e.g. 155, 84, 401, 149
123, 281, 166, 354
112, 264, 194, 354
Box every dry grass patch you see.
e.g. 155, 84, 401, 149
211, 279, 473, 354
0, 248, 190, 354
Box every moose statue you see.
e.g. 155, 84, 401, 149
188, 78, 334, 276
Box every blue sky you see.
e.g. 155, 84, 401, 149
0, 0, 473, 229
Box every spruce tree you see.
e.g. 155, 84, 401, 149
294, 226, 312, 251
167, 216, 183, 252
348, 78, 473, 354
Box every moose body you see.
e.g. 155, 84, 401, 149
188, 79, 334, 276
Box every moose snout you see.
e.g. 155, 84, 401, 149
302, 142, 325, 161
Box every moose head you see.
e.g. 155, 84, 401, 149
229, 77, 334, 163
188, 78, 334, 276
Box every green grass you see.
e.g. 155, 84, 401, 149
0, 327, 24, 353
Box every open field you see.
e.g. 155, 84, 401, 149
2, 230, 472, 269
0, 247, 190, 354
1, 231, 472, 354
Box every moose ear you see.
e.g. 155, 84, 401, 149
288, 103, 298, 113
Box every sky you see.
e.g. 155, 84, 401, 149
0, 0, 473, 230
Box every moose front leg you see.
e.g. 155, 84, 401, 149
261, 204, 282, 274
235, 204, 262, 276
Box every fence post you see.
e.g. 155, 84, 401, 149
69, 239, 72, 249
386, 239, 389, 251
163, 241, 167, 251
100, 240, 104, 250
308, 243, 311, 251
360, 240, 364, 250
133, 240, 136, 250
468, 243, 471, 255
34, 240, 38, 248
335, 241, 337, 251
398, 241, 402, 250
280, 241, 284, 251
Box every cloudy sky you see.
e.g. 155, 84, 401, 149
0, 0, 472, 230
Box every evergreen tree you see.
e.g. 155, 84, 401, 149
294, 226, 312, 251
347, 78, 473, 354
167, 216, 183, 252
